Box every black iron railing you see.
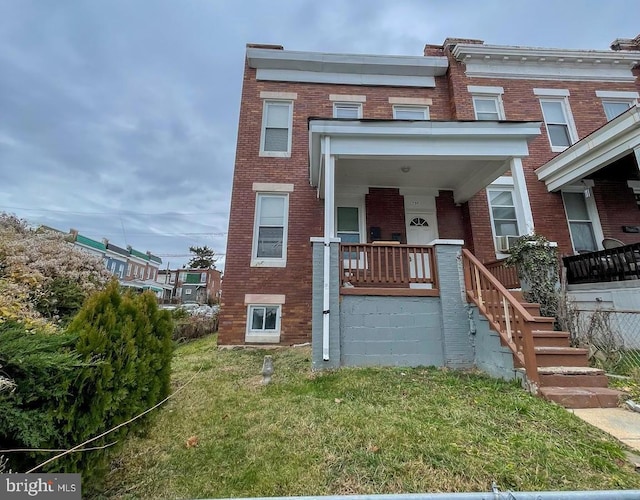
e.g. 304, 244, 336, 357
563, 243, 640, 285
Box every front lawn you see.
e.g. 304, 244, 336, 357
101, 335, 640, 498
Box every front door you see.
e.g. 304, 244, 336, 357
405, 212, 437, 287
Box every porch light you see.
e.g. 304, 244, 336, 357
401, 166, 411, 173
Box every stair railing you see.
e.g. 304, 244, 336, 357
461, 249, 540, 386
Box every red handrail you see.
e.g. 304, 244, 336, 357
462, 249, 539, 386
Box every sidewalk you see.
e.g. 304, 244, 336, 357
571, 407, 640, 453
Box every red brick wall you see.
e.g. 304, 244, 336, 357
593, 180, 640, 244
220, 43, 640, 345
442, 44, 640, 259
435, 191, 466, 241
218, 58, 454, 345
365, 188, 406, 242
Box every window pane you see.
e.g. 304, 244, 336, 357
474, 98, 498, 113
338, 232, 359, 243
334, 104, 360, 118
264, 128, 288, 152
541, 101, 566, 123
260, 196, 285, 226
395, 107, 428, 120
264, 307, 278, 330
251, 307, 265, 330
547, 124, 571, 147
257, 227, 283, 258
603, 101, 631, 121
492, 207, 517, 220
563, 192, 590, 220
495, 221, 518, 236
477, 112, 499, 120
569, 222, 597, 252
337, 207, 359, 232
489, 191, 513, 205
266, 103, 290, 127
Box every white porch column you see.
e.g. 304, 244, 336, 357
322, 137, 335, 361
510, 157, 535, 234
634, 146, 640, 174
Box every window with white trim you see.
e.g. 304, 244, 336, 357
336, 207, 361, 244
539, 98, 577, 151
260, 100, 293, 156
596, 90, 638, 121
333, 102, 362, 119
473, 96, 503, 120
393, 106, 429, 120
184, 288, 192, 295
562, 191, 598, 253
602, 101, 633, 121
469, 86, 505, 121
200, 273, 207, 283
246, 304, 281, 342
488, 189, 520, 238
252, 193, 289, 266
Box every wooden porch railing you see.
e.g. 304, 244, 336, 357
483, 258, 520, 289
462, 249, 539, 385
340, 243, 438, 294
563, 242, 640, 285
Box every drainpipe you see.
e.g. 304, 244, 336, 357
322, 136, 335, 361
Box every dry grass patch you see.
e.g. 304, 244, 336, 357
99, 335, 640, 498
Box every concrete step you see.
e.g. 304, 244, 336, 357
535, 346, 589, 367
532, 330, 570, 348
539, 386, 623, 408
538, 366, 609, 388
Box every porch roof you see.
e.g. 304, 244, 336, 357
536, 105, 640, 192
308, 118, 541, 203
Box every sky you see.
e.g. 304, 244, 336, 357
1, 0, 639, 271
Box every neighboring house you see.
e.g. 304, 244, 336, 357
174, 268, 222, 304
103, 240, 128, 279
219, 34, 640, 407
66, 228, 167, 297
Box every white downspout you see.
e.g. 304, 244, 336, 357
322, 136, 335, 361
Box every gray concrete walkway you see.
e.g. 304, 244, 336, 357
570, 407, 640, 452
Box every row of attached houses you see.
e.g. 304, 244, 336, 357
157, 268, 222, 304
218, 33, 640, 407
68, 229, 170, 297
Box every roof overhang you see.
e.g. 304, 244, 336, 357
536, 105, 640, 192
452, 43, 639, 82
309, 119, 541, 203
247, 48, 449, 87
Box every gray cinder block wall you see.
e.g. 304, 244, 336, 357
434, 242, 474, 368
469, 306, 516, 380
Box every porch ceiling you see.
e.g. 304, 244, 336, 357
335, 157, 506, 193
536, 105, 640, 192
309, 119, 541, 203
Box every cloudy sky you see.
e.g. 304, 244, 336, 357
1, 0, 639, 270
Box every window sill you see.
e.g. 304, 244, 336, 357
251, 259, 287, 268
245, 333, 281, 344
551, 145, 570, 153
259, 151, 291, 158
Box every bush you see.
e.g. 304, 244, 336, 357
0, 321, 80, 471
173, 314, 218, 343
58, 282, 173, 479
0, 282, 173, 485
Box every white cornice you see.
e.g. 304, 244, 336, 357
247, 47, 448, 87
452, 43, 639, 82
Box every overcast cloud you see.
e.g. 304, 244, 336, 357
1, 0, 639, 269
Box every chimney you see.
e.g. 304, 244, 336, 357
69, 228, 78, 239
610, 34, 640, 51
442, 37, 484, 50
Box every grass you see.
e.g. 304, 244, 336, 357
99, 335, 640, 498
